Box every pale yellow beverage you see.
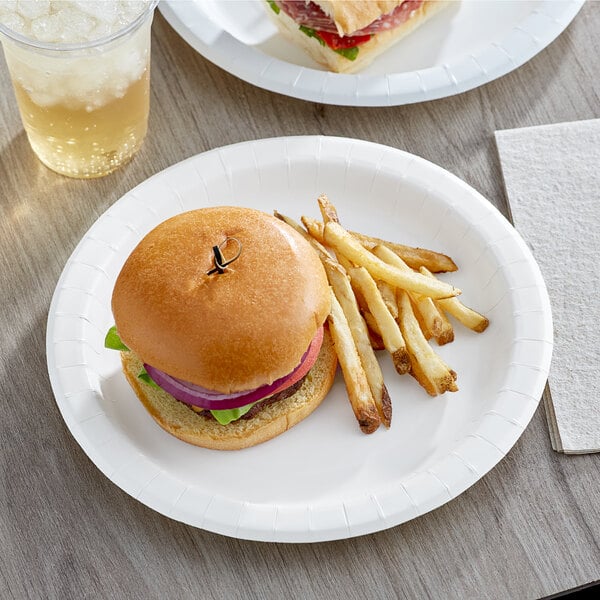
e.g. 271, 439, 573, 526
0, 1, 158, 178
11, 70, 150, 177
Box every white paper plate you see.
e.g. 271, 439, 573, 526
47, 136, 552, 542
158, 0, 584, 106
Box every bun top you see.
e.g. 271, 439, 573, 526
112, 207, 330, 393
318, 0, 404, 34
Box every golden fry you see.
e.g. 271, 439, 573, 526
372, 245, 454, 346
420, 267, 489, 333
362, 311, 386, 350
323, 221, 460, 300
302, 215, 326, 244
433, 305, 455, 345
344, 263, 411, 375
301, 217, 457, 272
282, 199, 486, 429
377, 280, 398, 319
327, 289, 381, 434
352, 231, 457, 273
397, 290, 458, 396
324, 259, 391, 428
317, 194, 340, 224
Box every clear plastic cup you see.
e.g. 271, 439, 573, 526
0, 1, 159, 178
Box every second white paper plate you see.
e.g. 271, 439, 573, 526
159, 0, 584, 106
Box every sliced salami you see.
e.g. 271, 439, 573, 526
275, 0, 424, 37
276, 0, 340, 33
364, 0, 424, 35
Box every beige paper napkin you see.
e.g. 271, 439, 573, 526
495, 118, 600, 454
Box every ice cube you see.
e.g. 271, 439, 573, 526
0, 1, 18, 17
57, 6, 96, 41
72, 0, 117, 25
65, 66, 100, 105
17, 0, 50, 20
30, 13, 62, 42
119, 46, 145, 79
0, 11, 27, 35
30, 90, 59, 108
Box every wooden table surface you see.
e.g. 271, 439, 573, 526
1, 3, 599, 599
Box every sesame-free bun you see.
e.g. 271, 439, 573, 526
120, 328, 338, 450
112, 207, 331, 393
268, 1, 451, 74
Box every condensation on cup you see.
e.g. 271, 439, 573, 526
0, 1, 159, 178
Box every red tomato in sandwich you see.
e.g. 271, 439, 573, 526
317, 30, 371, 50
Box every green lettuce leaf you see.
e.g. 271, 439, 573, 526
210, 402, 258, 425
299, 25, 325, 46
334, 46, 359, 61
104, 325, 129, 351
298, 26, 359, 61
138, 368, 160, 389
267, 0, 280, 14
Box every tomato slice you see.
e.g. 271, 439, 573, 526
317, 30, 371, 51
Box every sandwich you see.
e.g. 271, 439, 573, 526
105, 206, 337, 450
266, 0, 451, 73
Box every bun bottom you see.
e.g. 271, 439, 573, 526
120, 328, 338, 450
269, 1, 451, 74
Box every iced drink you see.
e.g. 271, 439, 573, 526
0, 1, 158, 178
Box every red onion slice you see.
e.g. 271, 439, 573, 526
144, 326, 324, 410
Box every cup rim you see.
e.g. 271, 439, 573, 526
0, 0, 159, 52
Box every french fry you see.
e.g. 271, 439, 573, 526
433, 306, 455, 345
302, 215, 326, 244
336, 253, 406, 367
420, 267, 489, 333
317, 194, 340, 224
327, 289, 381, 434
372, 245, 454, 346
351, 231, 458, 273
323, 221, 460, 300
377, 280, 398, 319
344, 263, 411, 375
324, 259, 391, 427
397, 290, 458, 396
361, 311, 385, 349
410, 298, 436, 341
276, 198, 489, 436
301, 217, 457, 272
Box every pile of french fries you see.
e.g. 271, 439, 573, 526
275, 195, 489, 434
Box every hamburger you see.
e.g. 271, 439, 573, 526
266, 0, 451, 73
105, 206, 337, 450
